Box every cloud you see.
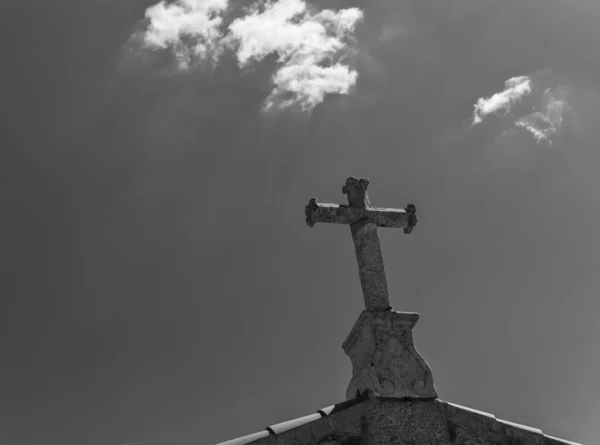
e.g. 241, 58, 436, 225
227, 0, 362, 112
471, 71, 571, 144
133, 0, 363, 112
515, 87, 569, 144
472, 76, 532, 124
142, 0, 230, 69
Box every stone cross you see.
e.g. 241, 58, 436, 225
305, 177, 417, 311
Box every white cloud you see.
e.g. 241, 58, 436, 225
226, 0, 363, 111
471, 71, 572, 144
143, 0, 230, 69
136, 0, 362, 112
473, 76, 532, 124
265, 62, 357, 111
515, 87, 569, 144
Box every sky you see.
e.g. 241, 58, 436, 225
1, 0, 599, 444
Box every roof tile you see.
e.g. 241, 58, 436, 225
274, 417, 332, 445
442, 401, 583, 445
214, 430, 273, 445
497, 418, 544, 435
442, 400, 498, 436
317, 404, 335, 417
267, 413, 323, 435
544, 434, 584, 445
497, 418, 544, 445
444, 401, 496, 420
214, 392, 370, 445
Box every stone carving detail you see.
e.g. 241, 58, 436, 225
342, 310, 437, 400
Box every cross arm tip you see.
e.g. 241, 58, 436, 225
305, 197, 318, 227
403, 204, 417, 234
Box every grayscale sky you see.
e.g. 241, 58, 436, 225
1, 1, 599, 444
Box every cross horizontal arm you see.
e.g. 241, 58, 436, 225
305, 198, 417, 233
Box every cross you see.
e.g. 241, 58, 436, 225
305, 177, 417, 311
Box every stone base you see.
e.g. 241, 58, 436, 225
342, 310, 437, 400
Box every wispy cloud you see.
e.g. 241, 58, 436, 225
132, 0, 363, 112
515, 87, 569, 144
473, 76, 532, 124
471, 71, 571, 144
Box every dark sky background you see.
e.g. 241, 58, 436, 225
1, 1, 599, 444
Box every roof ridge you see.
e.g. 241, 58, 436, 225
213, 396, 584, 445
441, 400, 584, 445
214, 391, 372, 445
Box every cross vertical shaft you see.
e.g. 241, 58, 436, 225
344, 179, 390, 311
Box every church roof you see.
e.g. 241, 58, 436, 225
214, 392, 583, 445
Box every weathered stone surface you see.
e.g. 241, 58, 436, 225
366, 399, 450, 445
452, 427, 493, 445
326, 396, 374, 437
342, 310, 437, 400
304, 200, 413, 229
304, 177, 417, 311
350, 218, 390, 311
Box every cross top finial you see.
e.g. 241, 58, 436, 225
342, 177, 370, 208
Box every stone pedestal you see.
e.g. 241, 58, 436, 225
342, 310, 437, 400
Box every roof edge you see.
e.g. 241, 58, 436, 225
214, 391, 374, 445
214, 396, 583, 445
439, 400, 584, 445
